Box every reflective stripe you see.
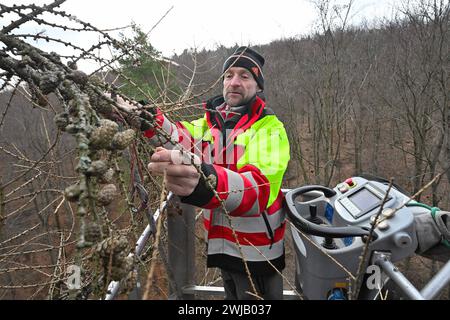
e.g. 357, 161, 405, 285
205, 206, 285, 239
170, 126, 179, 143
224, 173, 245, 213
240, 171, 260, 216
244, 200, 260, 216
148, 115, 179, 149
202, 143, 213, 164
161, 131, 179, 149
203, 209, 212, 220
161, 115, 174, 135
161, 116, 178, 148
208, 208, 266, 234
222, 211, 284, 234
208, 237, 284, 261
211, 207, 224, 226
230, 216, 267, 233
265, 208, 286, 231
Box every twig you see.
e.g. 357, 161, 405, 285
142, 169, 168, 300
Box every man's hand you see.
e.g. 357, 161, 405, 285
148, 147, 201, 196
102, 92, 139, 112
114, 95, 139, 112
103, 93, 150, 130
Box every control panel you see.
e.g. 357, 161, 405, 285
333, 177, 399, 227
285, 176, 422, 300
337, 182, 392, 219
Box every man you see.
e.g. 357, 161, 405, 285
120, 47, 290, 299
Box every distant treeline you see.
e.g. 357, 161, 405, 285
170, 1, 450, 207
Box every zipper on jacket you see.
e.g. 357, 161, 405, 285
261, 211, 275, 249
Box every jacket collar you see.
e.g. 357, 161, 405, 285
204, 94, 265, 123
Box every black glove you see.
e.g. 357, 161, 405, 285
137, 100, 157, 131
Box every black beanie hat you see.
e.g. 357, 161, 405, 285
222, 46, 265, 90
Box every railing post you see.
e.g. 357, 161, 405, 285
167, 198, 196, 299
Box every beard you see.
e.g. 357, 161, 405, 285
224, 92, 254, 107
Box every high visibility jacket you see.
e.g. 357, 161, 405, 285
144, 94, 290, 275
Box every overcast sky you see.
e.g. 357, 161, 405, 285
5, 0, 402, 52
3, 0, 402, 71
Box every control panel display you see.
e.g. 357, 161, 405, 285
338, 183, 389, 218
348, 188, 380, 213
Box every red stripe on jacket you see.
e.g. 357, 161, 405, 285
208, 223, 285, 246
202, 164, 271, 217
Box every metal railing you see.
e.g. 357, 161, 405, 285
105, 192, 174, 300
105, 191, 295, 300
372, 251, 450, 300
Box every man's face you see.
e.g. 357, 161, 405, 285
223, 67, 259, 107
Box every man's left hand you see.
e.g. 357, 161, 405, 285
148, 147, 201, 196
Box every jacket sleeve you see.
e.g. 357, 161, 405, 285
181, 117, 290, 216
141, 108, 208, 151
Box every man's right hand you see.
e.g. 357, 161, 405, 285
148, 147, 201, 197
